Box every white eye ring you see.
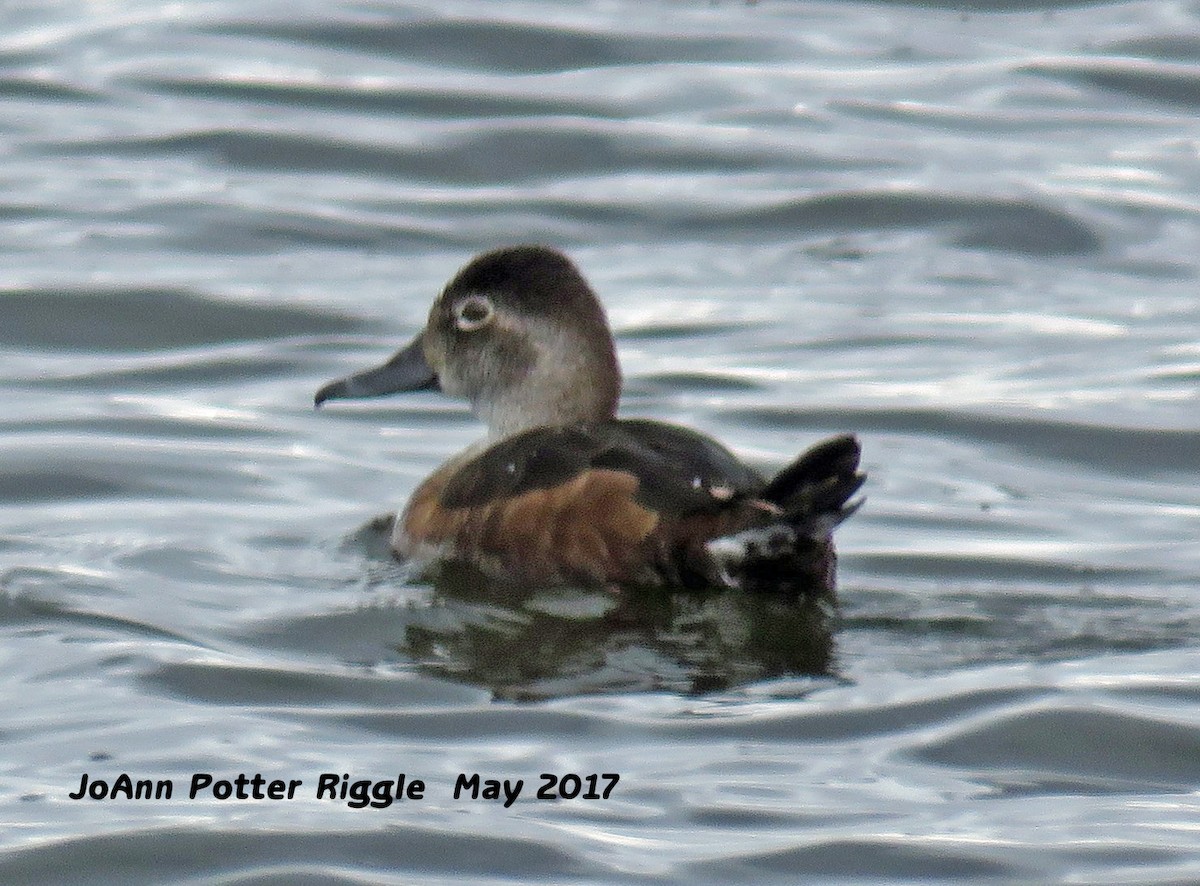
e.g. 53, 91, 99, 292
453, 295, 494, 332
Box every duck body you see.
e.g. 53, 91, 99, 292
317, 245, 863, 594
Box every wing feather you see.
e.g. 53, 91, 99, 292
437, 419, 763, 517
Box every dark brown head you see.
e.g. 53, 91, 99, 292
316, 246, 621, 437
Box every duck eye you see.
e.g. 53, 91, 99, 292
453, 295, 494, 332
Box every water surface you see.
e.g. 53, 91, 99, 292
3, 0, 1200, 882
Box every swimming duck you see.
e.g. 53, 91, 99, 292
316, 245, 863, 593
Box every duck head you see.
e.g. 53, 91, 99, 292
315, 245, 621, 437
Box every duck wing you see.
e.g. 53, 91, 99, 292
437, 419, 763, 517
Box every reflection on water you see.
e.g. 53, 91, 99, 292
406, 563, 836, 701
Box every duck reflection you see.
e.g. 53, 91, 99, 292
399, 560, 836, 701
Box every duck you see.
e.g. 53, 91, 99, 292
316, 245, 864, 594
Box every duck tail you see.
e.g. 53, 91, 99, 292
706, 434, 865, 594
761, 433, 865, 538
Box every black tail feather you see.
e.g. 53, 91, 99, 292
705, 435, 864, 595
762, 434, 865, 537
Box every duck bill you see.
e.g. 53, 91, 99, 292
314, 334, 438, 407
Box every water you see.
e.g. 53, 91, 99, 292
3, 0, 1200, 882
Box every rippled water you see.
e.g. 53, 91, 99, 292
4, 0, 1200, 882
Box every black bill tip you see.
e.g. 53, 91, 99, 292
313, 333, 438, 410
313, 380, 348, 408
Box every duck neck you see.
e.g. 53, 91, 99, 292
478, 349, 620, 439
